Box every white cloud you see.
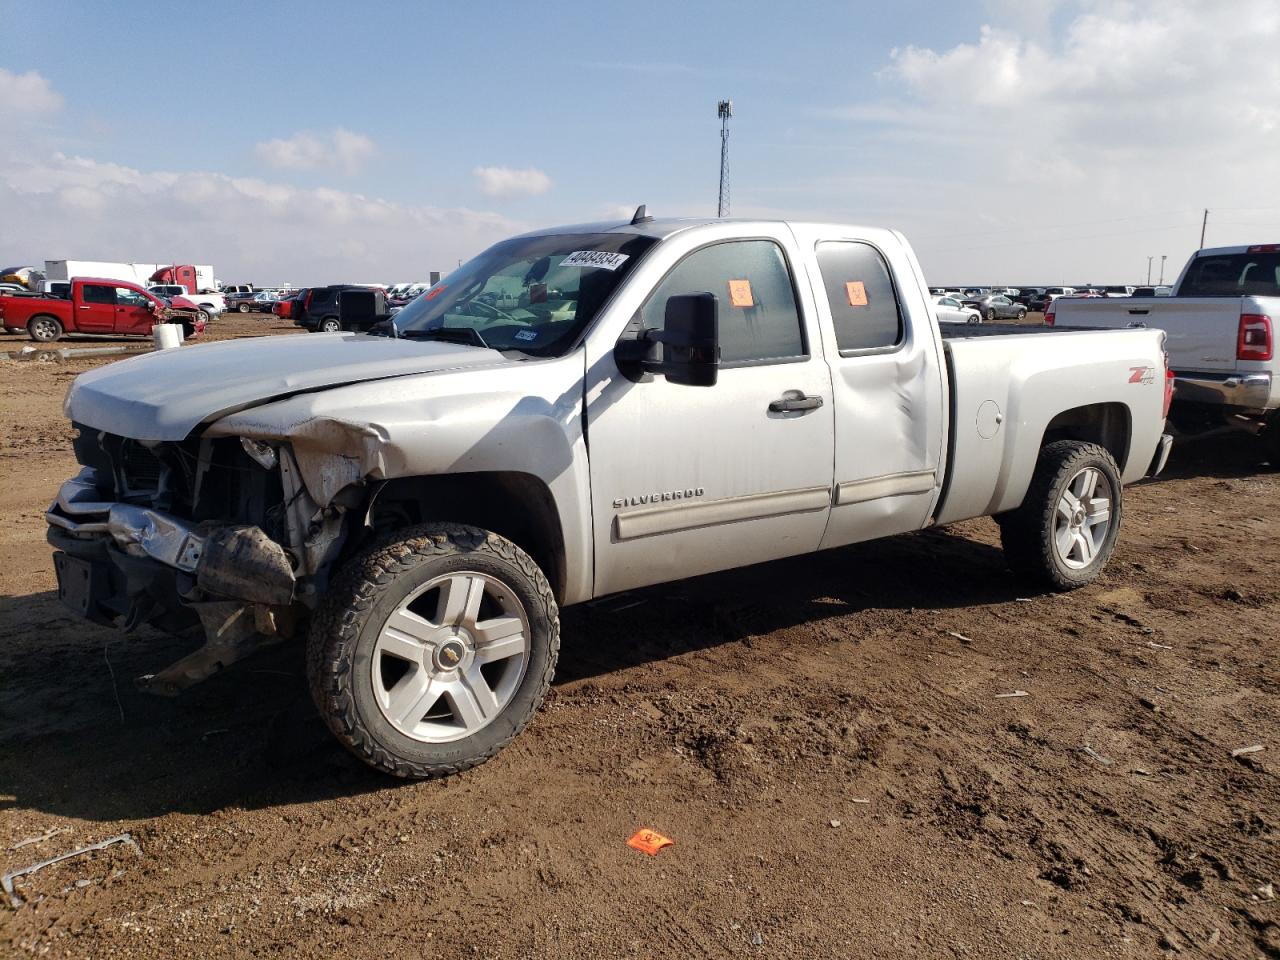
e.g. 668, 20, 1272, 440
0, 67, 63, 113
0, 152, 521, 285
816, 0, 1280, 281
472, 165, 552, 198
253, 128, 377, 175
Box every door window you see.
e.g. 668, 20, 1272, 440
115, 287, 150, 307
814, 242, 903, 353
82, 284, 116, 305
639, 240, 805, 364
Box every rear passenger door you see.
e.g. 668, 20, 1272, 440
798, 231, 946, 548
76, 283, 117, 332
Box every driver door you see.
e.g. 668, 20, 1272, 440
584, 229, 835, 598
113, 287, 156, 334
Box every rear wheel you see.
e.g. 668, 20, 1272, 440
1000, 440, 1122, 590
28, 316, 62, 342
238, 303, 250, 313
985, 308, 997, 322
307, 523, 559, 778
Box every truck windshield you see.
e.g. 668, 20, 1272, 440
394, 232, 658, 356
1179, 252, 1280, 297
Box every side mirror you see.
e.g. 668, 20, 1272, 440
615, 292, 720, 387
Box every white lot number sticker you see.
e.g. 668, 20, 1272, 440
560, 250, 629, 271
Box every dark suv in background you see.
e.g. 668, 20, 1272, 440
292, 285, 391, 333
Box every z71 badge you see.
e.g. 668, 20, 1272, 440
614, 487, 705, 509
1129, 365, 1155, 385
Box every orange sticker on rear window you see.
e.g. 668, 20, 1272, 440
728, 279, 754, 308
627, 829, 674, 856
845, 281, 868, 307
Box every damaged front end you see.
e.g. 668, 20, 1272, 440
46, 426, 356, 694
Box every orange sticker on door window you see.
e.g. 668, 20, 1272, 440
627, 828, 674, 856
845, 281, 868, 307
728, 279, 754, 308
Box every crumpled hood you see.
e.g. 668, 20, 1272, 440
66, 332, 510, 441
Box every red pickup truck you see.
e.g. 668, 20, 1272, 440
0, 277, 207, 343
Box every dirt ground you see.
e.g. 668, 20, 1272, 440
0, 313, 1276, 959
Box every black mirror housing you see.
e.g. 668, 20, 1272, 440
615, 292, 720, 387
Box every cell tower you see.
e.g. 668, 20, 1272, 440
717, 99, 733, 218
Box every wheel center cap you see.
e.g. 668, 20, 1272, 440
1073, 508, 1086, 526
435, 638, 467, 671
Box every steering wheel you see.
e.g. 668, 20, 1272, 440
467, 299, 521, 324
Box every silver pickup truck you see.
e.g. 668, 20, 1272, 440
1049, 243, 1279, 462
48, 215, 1172, 778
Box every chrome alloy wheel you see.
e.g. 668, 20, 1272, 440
1053, 466, 1112, 570
370, 571, 530, 743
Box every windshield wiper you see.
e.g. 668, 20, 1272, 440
399, 327, 490, 348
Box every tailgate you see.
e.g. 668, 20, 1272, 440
1059, 297, 1241, 373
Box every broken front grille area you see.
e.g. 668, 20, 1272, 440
70, 425, 287, 538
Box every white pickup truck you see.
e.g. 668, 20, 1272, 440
148, 285, 225, 319
1049, 244, 1279, 461
47, 215, 1171, 778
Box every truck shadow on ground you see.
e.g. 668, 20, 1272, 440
1152, 432, 1276, 482
0, 525, 1018, 822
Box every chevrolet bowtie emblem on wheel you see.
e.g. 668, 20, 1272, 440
614, 487, 705, 509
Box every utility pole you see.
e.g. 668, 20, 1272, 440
1200, 208, 1208, 249
1147, 256, 1153, 285
1159, 255, 1168, 285
717, 99, 733, 218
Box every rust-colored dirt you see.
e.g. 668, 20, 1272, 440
1, 314, 1276, 958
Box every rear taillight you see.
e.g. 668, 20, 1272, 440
1043, 303, 1056, 326
1237, 313, 1273, 361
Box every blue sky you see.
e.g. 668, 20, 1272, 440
3, 0, 1279, 285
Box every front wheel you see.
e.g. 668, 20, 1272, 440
307, 524, 559, 778
999, 440, 1122, 590
1017, 308, 1027, 320
318, 317, 341, 333
28, 316, 63, 342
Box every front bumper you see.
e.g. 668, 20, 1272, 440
1173, 372, 1272, 411
47, 468, 296, 616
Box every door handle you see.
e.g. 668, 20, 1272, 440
1128, 308, 1150, 315
79, 305, 91, 310
769, 393, 824, 413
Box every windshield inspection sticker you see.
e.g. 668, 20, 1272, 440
845, 281, 868, 307
728, 279, 754, 308
514, 329, 538, 342
560, 250, 629, 271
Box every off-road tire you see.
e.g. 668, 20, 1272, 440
28, 315, 63, 342
999, 440, 1123, 591
307, 523, 559, 778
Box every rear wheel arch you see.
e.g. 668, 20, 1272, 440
1039, 402, 1132, 473
362, 472, 568, 603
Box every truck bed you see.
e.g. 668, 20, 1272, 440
934, 324, 1168, 528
